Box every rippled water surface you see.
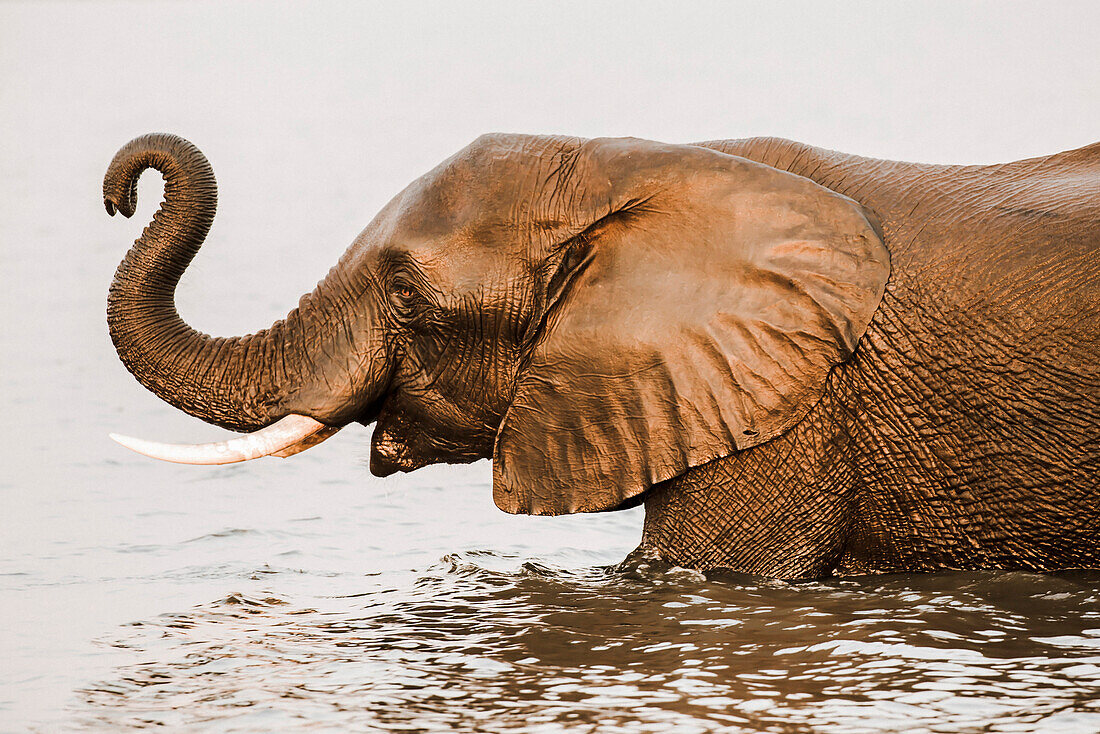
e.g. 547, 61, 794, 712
79, 559, 1100, 732
4, 3, 1100, 731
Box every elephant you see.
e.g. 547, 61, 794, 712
103, 132, 1100, 579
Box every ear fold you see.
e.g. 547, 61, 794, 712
492, 138, 889, 515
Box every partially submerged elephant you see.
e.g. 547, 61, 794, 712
103, 132, 1100, 578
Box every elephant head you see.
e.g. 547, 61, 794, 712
105, 132, 889, 515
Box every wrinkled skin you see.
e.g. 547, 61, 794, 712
105, 133, 1100, 579
643, 139, 1100, 577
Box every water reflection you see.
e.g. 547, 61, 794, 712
78, 556, 1100, 732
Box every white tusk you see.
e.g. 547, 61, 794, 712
271, 424, 341, 457
109, 414, 339, 465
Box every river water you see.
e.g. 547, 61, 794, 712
3, 2, 1099, 731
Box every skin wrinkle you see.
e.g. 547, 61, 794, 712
372, 249, 528, 471
449, 301, 494, 412
158, 325, 203, 390
641, 358, 688, 485
190, 331, 225, 397
296, 299, 324, 390
714, 319, 795, 405
327, 268, 357, 349
741, 320, 822, 389
687, 327, 748, 441
544, 146, 579, 214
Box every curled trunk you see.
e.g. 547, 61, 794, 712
104, 133, 384, 433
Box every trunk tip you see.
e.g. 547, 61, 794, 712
103, 194, 134, 218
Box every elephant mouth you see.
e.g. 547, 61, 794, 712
368, 438, 418, 477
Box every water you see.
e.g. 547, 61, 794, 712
3, 2, 1099, 731
76, 565, 1100, 732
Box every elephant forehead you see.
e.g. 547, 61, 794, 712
349, 206, 529, 284
392, 158, 542, 238
380, 235, 530, 295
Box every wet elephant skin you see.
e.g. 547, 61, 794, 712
104, 133, 1100, 579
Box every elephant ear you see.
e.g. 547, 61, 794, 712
492, 138, 889, 515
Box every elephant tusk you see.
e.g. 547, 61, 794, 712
271, 424, 342, 457
109, 414, 340, 465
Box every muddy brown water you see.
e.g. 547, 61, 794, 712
3, 3, 1099, 731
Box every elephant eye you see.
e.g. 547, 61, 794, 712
547, 237, 594, 303
388, 277, 424, 319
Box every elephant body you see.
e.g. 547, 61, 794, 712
645, 138, 1100, 576
103, 133, 1099, 579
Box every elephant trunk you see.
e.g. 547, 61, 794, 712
104, 133, 389, 439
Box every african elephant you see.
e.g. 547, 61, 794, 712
103, 132, 1099, 579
